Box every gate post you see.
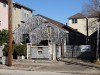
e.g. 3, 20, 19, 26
49, 43, 53, 60
49, 42, 56, 60
58, 46, 61, 58
27, 43, 32, 59
52, 43, 56, 60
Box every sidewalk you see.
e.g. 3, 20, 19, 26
0, 59, 60, 71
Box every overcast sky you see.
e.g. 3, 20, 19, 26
13, 0, 89, 24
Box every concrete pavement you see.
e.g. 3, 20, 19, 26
0, 69, 69, 75
0, 59, 100, 75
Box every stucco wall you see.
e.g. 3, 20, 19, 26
69, 18, 99, 36
0, 2, 8, 30
21, 8, 32, 22
69, 18, 86, 35
88, 18, 98, 35
0, 1, 33, 31
12, 6, 21, 31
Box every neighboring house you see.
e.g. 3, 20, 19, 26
68, 13, 99, 36
0, 0, 33, 31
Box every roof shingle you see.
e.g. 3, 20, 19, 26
68, 13, 86, 19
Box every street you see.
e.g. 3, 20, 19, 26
0, 69, 67, 75
0, 60, 100, 75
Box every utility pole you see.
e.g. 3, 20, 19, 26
96, 17, 100, 61
8, 0, 12, 66
86, 17, 88, 44
96, 5, 100, 61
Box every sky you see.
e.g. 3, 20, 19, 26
13, 0, 89, 24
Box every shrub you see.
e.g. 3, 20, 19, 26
3, 44, 27, 57
13, 45, 27, 56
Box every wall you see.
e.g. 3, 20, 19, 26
69, 18, 99, 36
0, 1, 8, 30
27, 44, 50, 60
12, 5, 32, 31
12, 5, 21, 31
27, 43, 58, 60
0, 1, 33, 31
69, 18, 87, 35
88, 17, 98, 35
21, 8, 32, 22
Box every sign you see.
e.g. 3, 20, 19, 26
80, 45, 91, 52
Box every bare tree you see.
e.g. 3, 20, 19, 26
82, 0, 100, 34
82, 0, 100, 16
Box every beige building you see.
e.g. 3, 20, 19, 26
68, 13, 99, 36
0, 0, 33, 31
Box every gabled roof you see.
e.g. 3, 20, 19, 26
35, 14, 86, 36
68, 13, 86, 19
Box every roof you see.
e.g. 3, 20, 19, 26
13, 2, 34, 11
68, 13, 86, 19
0, 0, 34, 11
35, 14, 86, 36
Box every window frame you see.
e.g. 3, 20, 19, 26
72, 19, 77, 23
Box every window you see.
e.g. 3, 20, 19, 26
22, 34, 30, 44
3, 3, 6, 7
38, 51, 42, 54
72, 19, 77, 23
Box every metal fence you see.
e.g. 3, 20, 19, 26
65, 45, 95, 59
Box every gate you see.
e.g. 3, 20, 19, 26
30, 46, 50, 60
